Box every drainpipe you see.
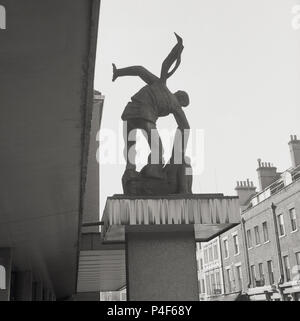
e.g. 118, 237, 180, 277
271, 203, 285, 300
241, 217, 252, 290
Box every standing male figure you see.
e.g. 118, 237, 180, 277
113, 33, 190, 179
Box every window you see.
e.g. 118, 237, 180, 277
208, 246, 213, 262
262, 221, 269, 242
223, 239, 229, 258
200, 258, 203, 270
247, 229, 253, 248
215, 271, 221, 293
233, 234, 239, 255
0, 5, 6, 30
226, 268, 232, 292
296, 252, 300, 273
121, 292, 127, 301
231, 269, 236, 291
258, 263, 264, 285
201, 279, 205, 294
277, 214, 285, 236
213, 244, 218, 260
204, 249, 208, 264
254, 226, 261, 245
267, 260, 274, 285
0, 265, 6, 290
210, 273, 215, 295
205, 274, 211, 295
250, 265, 256, 285
283, 255, 291, 281
289, 208, 297, 232
236, 265, 243, 290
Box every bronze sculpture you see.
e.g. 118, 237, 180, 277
112, 33, 192, 195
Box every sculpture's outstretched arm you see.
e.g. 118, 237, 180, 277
112, 64, 159, 85
173, 107, 190, 131
160, 33, 184, 82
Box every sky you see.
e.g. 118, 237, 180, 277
95, 0, 300, 215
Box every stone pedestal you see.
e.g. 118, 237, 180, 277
101, 194, 240, 301
126, 226, 198, 301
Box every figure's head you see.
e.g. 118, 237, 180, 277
174, 90, 190, 107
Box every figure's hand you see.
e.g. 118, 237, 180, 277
174, 32, 183, 45
112, 63, 118, 82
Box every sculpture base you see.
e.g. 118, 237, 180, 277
126, 226, 199, 301
99, 194, 240, 297
122, 163, 192, 196
102, 194, 240, 243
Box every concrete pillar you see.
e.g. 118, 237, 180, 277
32, 281, 43, 301
125, 226, 199, 301
0, 248, 13, 301
14, 271, 33, 301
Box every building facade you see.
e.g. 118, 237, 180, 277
0, 1, 101, 301
242, 168, 300, 300
100, 287, 127, 301
196, 238, 224, 301
219, 224, 248, 298
196, 243, 206, 301
197, 135, 300, 301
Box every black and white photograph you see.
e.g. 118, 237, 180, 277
1, 0, 300, 313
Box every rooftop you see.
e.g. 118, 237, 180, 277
248, 163, 300, 209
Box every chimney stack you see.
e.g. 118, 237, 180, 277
256, 159, 279, 191
289, 135, 300, 168
235, 179, 256, 207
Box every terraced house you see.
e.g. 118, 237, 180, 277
197, 135, 300, 301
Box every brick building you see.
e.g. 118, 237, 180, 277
100, 287, 127, 301
220, 224, 247, 297
197, 135, 300, 301
196, 243, 207, 301
196, 239, 224, 301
